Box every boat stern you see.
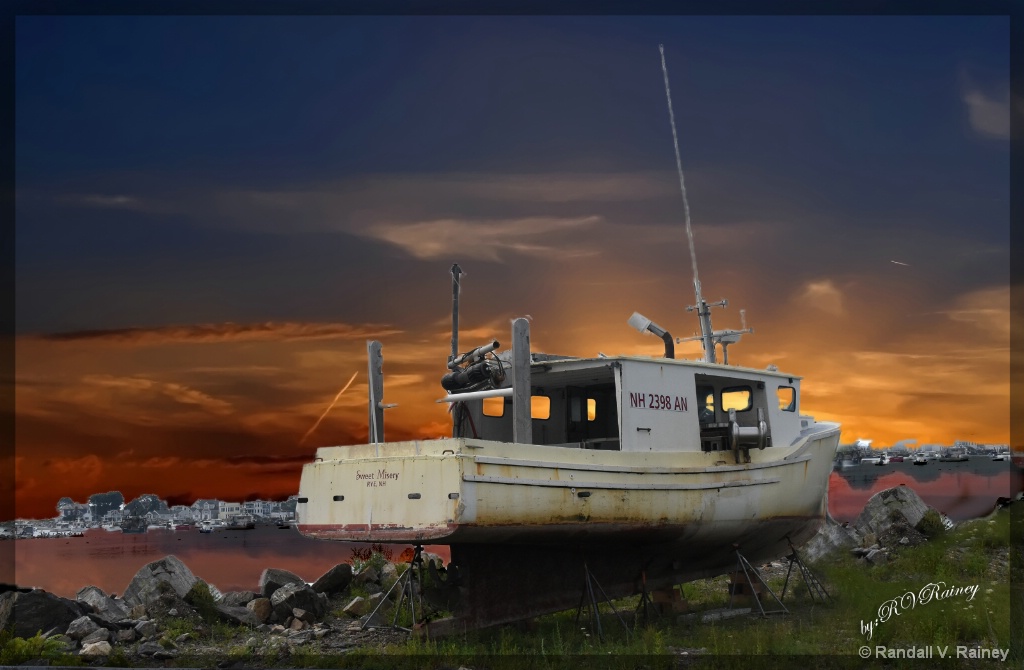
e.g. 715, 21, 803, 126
295, 438, 466, 543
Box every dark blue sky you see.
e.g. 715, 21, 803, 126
11, 13, 1014, 516
15, 15, 1009, 334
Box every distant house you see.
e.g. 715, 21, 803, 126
191, 499, 221, 521
220, 502, 242, 517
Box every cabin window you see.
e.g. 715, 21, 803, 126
721, 386, 752, 412
570, 395, 598, 422
531, 395, 551, 420
697, 385, 716, 423
482, 397, 505, 417
777, 386, 796, 412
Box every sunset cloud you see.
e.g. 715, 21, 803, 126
797, 279, 846, 316
363, 216, 602, 261
34, 321, 402, 346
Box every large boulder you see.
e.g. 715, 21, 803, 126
855, 486, 932, 536
0, 589, 87, 639
122, 556, 199, 608
246, 597, 273, 623
258, 568, 305, 598
76, 585, 129, 623
802, 512, 860, 563
269, 582, 325, 623
311, 563, 353, 595
66, 615, 102, 640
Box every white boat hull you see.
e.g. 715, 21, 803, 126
298, 423, 840, 550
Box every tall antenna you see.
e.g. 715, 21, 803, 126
659, 44, 718, 363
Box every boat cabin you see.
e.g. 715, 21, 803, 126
451, 355, 804, 456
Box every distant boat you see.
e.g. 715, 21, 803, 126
913, 454, 928, 465
198, 522, 214, 534
889, 455, 904, 463
225, 514, 256, 530
119, 516, 147, 534
992, 450, 1009, 461
862, 453, 888, 465
939, 449, 969, 462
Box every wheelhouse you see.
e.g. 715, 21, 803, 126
450, 355, 804, 457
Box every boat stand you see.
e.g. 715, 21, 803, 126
728, 548, 788, 616
362, 544, 425, 632
780, 540, 833, 605
634, 570, 660, 626
573, 562, 631, 642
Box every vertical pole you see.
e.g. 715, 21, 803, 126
511, 318, 531, 444
449, 264, 462, 368
367, 340, 384, 443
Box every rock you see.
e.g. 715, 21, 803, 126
76, 585, 130, 623
221, 590, 258, 607
269, 582, 325, 623
129, 604, 147, 619
122, 556, 199, 609
79, 640, 112, 658
258, 568, 306, 598
354, 566, 379, 585
154, 648, 179, 660
215, 603, 262, 627
246, 597, 273, 623
380, 563, 400, 589
0, 589, 87, 639
66, 614, 102, 640
115, 628, 137, 643
135, 619, 159, 638
855, 486, 932, 537
292, 607, 314, 623
289, 617, 306, 631
366, 592, 389, 614
176, 633, 192, 644
801, 512, 859, 562
137, 640, 164, 656
311, 563, 353, 595
899, 536, 910, 545
342, 596, 368, 617
80, 626, 111, 645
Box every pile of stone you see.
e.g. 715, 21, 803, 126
802, 485, 953, 566
0, 552, 435, 662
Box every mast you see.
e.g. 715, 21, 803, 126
659, 45, 717, 363
449, 264, 462, 369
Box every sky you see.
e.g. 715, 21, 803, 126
8, 14, 1013, 519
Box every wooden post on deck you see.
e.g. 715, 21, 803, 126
368, 340, 384, 443
511, 318, 531, 444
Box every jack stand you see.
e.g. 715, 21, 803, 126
573, 562, 631, 642
634, 570, 659, 626
362, 544, 424, 631
728, 547, 788, 616
780, 539, 833, 604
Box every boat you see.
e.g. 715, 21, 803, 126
295, 46, 841, 631
862, 452, 888, 466
198, 522, 214, 533
225, 514, 256, 530
119, 516, 147, 534
939, 449, 969, 462
992, 450, 1009, 461
913, 453, 928, 465
889, 455, 904, 463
